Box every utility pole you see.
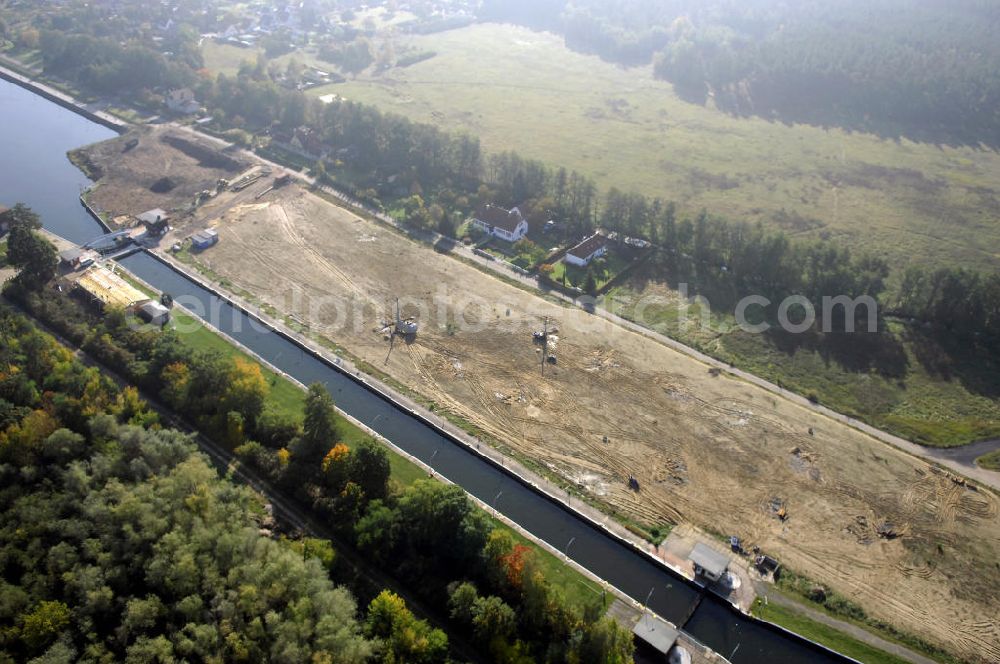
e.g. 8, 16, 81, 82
541, 316, 548, 376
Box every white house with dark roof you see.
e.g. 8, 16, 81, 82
166, 88, 200, 114
472, 204, 528, 242
565, 233, 608, 267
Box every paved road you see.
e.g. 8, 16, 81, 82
922, 438, 1000, 467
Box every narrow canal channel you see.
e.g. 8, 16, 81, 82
1, 76, 848, 664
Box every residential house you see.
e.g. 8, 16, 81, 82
290, 126, 328, 159
565, 233, 608, 267
166, 88, 200, 114
472, 205, 529, 242
274, 126, 328, 159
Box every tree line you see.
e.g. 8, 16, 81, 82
476, 0, 1000, 144
190, 67, 999, 343
237, 383, 633, 663
10, 2, 998, 342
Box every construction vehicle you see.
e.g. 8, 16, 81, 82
393, 298, 418, 336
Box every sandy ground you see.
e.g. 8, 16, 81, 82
82, 133, 1000, 662
175, 185, 1000, 662
77, 126, 247, 221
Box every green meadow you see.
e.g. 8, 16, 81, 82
307, 23, 1000, 275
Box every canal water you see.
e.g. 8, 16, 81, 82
0, 76, 847, 664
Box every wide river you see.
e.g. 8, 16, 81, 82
0, 76, 848, 664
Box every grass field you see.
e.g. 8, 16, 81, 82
169, 307, 307, 418
752, 600, 917, 664
977, 450, 1000, 471
299, 23, 1000, 277
201, 40, 260, 77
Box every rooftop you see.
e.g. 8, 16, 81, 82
76, 266, 149, 309
59, 247, 84, 262
138, 208, 169, 225
632, 612, 679, 655
567, 233, 607, 260
475, 204, 525, 234
689, 542, 729, 578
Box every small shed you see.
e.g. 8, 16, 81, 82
689, 543, 729, 583
191, 228, 219, 251
633, 612, 679, 658
138, 300, 171, 327
59, 247, 98, 270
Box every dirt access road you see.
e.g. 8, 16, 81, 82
167, 184, 1000, 663
162, 119, 1000, 492
74, 128, 1000, 662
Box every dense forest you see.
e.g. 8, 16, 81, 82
0, 308, 375, 662
478, 0, 1000, 144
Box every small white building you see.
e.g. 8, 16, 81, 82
565, 233, 608, 267
472, 205, 528, 242
166, 88, 200, 114
688, 542, 729, 583
138, 300, 171, 327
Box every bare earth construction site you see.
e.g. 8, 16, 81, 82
81, 133, 1000, 663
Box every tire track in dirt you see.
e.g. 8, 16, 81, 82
185, 181, 1000, 661
274, 201, 363, 297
